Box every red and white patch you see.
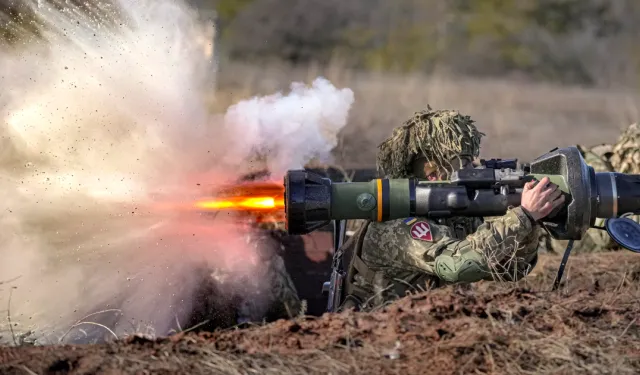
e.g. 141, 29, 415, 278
410, 221, 433, 242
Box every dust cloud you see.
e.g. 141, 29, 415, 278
0, 0, 353, 344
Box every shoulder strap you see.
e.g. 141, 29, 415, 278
341, 219, 444, 310
340, 220, 373, 308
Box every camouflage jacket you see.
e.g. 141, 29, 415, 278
610, 123, 640, 174
578, 144, 614, 172
342, 207, 539, 310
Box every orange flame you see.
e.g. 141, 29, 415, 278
194, 196, 284, 211
193, 180, 285, 224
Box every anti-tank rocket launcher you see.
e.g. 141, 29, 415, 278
283, 147, 640, 311
285, 146, 640, 244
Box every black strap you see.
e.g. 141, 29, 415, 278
342, 221, 373, 307
552, 240, 574, 291
351, 255, 377, 283
521, 209, 538, 227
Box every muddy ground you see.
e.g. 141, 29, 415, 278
1, 250, 639, 375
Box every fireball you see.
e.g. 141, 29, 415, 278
193, 180, 286, 226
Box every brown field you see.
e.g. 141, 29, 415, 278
1, 250, 639, 375
2, 64, 640, 375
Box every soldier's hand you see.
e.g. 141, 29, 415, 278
521, 176, 565, 221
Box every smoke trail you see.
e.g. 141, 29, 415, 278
0, 0, 353, 344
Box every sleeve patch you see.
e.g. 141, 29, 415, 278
403, 217, 418, 225
410, 221, 433, 242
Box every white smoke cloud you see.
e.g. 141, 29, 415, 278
0, 0, 353, 344
223, 78, 354, 176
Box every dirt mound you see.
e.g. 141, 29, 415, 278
1, 252, 639, 375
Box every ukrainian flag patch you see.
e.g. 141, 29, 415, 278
403, 217, 417, 225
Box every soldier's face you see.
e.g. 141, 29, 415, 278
422, 162, 441, 181
418, 157, 472, 181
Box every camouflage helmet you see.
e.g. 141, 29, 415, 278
610, 123, 640, 174
576, 144, 614, 173
377, 106, 485, 178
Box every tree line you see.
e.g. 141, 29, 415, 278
2, 0, 639, 87
204, 0, 640, 87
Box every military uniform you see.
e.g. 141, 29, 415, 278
610, 123, 640, 174
235, 254, 302, 323
231, 172, 303, 323
605, 123, 640, 245
341, 211, 538, 310
235, 229, 302, 323
339, 107, 540, 311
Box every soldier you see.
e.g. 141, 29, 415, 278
610, 123, 640, 174
338, 107, 564, 311
588, 124, 640, 244
222, 170, 303, 323
539, 123, 640, 254
235, 226, 303, 323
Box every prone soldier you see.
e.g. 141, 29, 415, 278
338, 107, 564, 311
538, 123, 640, 254
212, 169, 303, 324
235, 224, 303, 323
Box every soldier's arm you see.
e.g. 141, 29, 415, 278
360, 208, 538, 285
434, 206, 539, 283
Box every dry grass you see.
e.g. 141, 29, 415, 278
1, 252, 638, 375
2, 63, 640, 374
212, 60, 640, 167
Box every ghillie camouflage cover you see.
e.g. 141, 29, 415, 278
376, 106, 484, 178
